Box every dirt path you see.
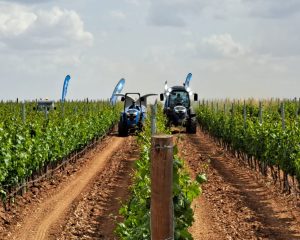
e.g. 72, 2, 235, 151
2, 126, 300, 240
1, 137, 132, 240
178, 128, 300, 240
57, 136, 138, 239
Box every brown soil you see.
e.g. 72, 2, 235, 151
1, 127, 300, 240
56, 136, 138, 239
178, 128, 300, 240
0, 134, 138, 240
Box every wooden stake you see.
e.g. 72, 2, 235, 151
259, 101, 263, 124
243, 100, 246, 128
281, 101, 285, 130
151, 101, 157, 135
151, 135, 174, 240
22, 102, 26, 123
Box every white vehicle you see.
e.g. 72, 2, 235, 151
34, 99, 56, 112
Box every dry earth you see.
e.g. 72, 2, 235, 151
1, 128, 299, 240
0, 134, 138, 240
179, 128, 300, 240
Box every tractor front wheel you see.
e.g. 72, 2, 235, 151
118, 121, 128, 136
186, 119, 197, 134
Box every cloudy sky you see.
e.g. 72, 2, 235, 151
0, 0, 299, 100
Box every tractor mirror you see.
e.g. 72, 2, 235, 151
140, 97, 145, 102
194, 93, 198, 101
121, 97, 125, 101
160, 93, 164, 101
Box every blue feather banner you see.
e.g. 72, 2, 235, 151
61, 75, 71, 102
184, 73, 192, 88
110, 78, 125, 105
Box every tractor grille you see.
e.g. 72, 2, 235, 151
127, 114, 136, 121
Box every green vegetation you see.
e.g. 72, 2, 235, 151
196, 99, 300, 192
0, 100, 120, 200
116, 105, 204, 239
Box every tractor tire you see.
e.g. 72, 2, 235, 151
138, 122, 144, 132
186, 120, 197, 134
118, 121, 128, 137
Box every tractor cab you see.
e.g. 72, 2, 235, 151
166, 86, 191, 108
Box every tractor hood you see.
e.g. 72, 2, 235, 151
173, 105, 188, 121
174, 105, 187, 114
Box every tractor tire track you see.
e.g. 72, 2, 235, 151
57, 136, 138, 239
7, 135, 128, 240
178, 128, 300, 240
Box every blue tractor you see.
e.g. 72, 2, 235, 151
116, 93, 156, 136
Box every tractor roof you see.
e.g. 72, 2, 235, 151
169, 86, 187, 91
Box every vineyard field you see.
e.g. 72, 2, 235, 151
196, 99, 300, 192
0, 101, 119, 200
0, 99, 299, 240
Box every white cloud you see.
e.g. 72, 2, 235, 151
242, 0, 300, 18
125, 0, 144, 6
110, 10, 126, 20
148, 10, 185, 27
147, 0, 207, 27
1, 1, 300, 100
146, 0, 300, 29
0, 3, 93, 50
203, 33, 250, 58
0, 3, 37, 37
4, 0, 53, 4
0, 2, 94, 101
196, 33, 286, 73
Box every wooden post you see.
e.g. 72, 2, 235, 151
22, 101, 26, 123
259, 101, 263, 124
151, 135, 174, 240
62, 103, 65, 118
44, 108, 48, 120
151, 101, 157, 135
243, 100, 246, 128
281, 101, 285, 130
296, 98, 300, 119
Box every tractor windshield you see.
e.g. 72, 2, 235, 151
125, 98, 141, 110
169, 90, 190, 108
